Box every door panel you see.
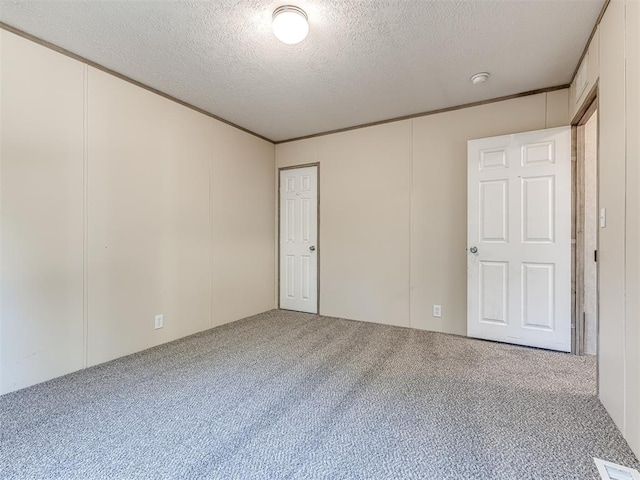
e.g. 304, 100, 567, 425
522, 141, 555, 166
480, 261, 509, 325
480, 180, 508, 242
522, 262, 555, 331
468, 127, 571, 351
280, 166, 318, 313
522, 176, 555, 243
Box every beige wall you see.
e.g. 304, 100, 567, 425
212, 121, 275, 326
276, 90, 569, 333
570, 0, 640, 457
277, 121, 412, 326
623, 0, 640, 457
598, 0, 627, 435
412, 93, 568, 334
570, 29, 600, 120
87, 68, 214, 366
0, 30, 275, 393
0, 30, 85, 392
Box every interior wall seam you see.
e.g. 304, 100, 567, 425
409, 120, 414, 328
209, 127, 215, 329
0, 31, 3, 392
82, 64, 89, 370
622, 0, 628, 436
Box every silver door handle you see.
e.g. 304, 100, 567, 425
469, 246, 478, 254
309, 246, 316, 251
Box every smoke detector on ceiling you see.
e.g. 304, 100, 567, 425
470, 72, 490, 85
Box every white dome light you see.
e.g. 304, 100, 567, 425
272, 5, 309, 45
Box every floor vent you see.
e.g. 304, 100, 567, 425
595, 458, 640, 480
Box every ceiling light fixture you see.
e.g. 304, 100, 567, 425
272, 5, 309, 45
470, 72, 490, 85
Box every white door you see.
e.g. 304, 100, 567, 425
280, 166, 318, 313
467, 127, 571, 352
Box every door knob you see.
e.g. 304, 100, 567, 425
309, 246, 316, 251
469, 246, 478, 254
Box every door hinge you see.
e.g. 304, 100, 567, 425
594, 250, 598, 262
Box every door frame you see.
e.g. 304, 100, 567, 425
277, 163, 321, 314
572, 87, 599, 356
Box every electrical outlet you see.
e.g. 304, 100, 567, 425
154, 314, 164, 330
433, 305, 442, 318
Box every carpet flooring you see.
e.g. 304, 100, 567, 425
1, 309, 638, 479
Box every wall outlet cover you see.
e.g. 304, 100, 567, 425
433, 305, 442, 318
154, 314, 164, 330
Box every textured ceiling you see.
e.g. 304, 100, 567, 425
0, 0, 603, 142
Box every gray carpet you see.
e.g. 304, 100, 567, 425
1, 310, 638, 479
